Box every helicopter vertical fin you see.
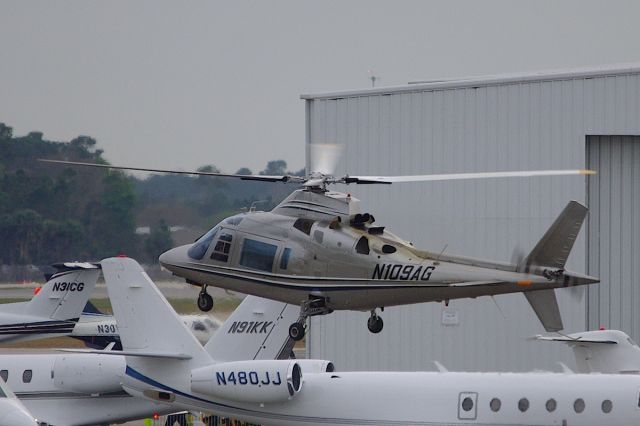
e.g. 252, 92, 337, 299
524, 289, 563, 332
522, 201, 588, 332
524, 201, 588, 269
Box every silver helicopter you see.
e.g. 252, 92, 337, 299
41, 145, 598, 340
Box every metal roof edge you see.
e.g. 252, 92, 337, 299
300, 61, 640, 100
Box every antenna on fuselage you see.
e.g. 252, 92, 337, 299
249, 200, 268, 212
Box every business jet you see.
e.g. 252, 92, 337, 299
0, 263, 99, 343
99, 256, 640, 426
72, 301, 222, 348
0, 263, 221, 349
0, 378, 37, 426
0, 289, 299, 425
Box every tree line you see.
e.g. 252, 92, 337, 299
0, 122, 302, 269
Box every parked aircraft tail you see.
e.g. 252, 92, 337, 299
522, 201, 589, 332
533, 329, 640, 374
0, 262, 100, 342
204, 296, 299, 362
27, 262, 100, 320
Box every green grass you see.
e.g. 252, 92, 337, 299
0, 297, 241, 315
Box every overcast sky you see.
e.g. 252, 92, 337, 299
2, 0, 640, 175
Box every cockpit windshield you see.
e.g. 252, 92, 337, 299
188, 226, 220, 260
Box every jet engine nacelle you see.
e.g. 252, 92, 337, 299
191, 360, 302, 404
53, 355, 124, 394
295, 359, 335, 374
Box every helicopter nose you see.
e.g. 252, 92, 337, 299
159, 244, 191, 269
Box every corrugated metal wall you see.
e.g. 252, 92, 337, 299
587, 136, 640, 337
304, 71, 640, 372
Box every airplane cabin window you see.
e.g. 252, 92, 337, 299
0, 370, 7, 382
518, 398, 529, 412
22, 369, 32, 383
313, 230, 324, 244
188, 226, 220, 260
280, 248, 292, 270
489, 398, 501, 412
381, 244, 397, 254
601, 399, 613, 413
545, 398, 557, 412
240, 239, 278, 272
461, 397, 474, 411
355, 236, 370, 255
573, 398, 585, 413
293, 218, 314, 235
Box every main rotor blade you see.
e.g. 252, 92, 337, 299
343, 169, 596, 184
309, 144, 343, 176
38, 159, 303, 183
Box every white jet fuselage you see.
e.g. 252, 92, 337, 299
124, 368, 640, 426
0, 353, 173, 426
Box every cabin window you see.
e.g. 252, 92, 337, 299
461, 397, 474, 411
240, 239, 278, 272
293, 218, 314, 235
518, 398, 529, 412
313, 230, 324, 244
381, 244, 396, 254
211, 233, 233, 262
0, 370, 7, 382
489, 398, 501, 412
188, 226, 219, 260
355, 236, 370, 255
22, 369, 32, 383
601, 399, 612, 413
280, 248, 292, 270
545, 398, 557, 412
573, 398, 585, 413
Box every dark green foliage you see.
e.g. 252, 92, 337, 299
0, 121, 301, 267
0, 122, 138, 264
144, 219, 174, 261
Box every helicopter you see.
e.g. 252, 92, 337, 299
40, 146, 598, 341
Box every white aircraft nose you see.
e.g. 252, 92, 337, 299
159, 244, 191, 268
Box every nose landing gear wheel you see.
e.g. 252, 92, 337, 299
197, 291, 214, 312
289, 322, 306, 341
367, 313, 384, 334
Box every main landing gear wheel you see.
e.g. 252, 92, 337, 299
197, 286, 214, 312
289, 322, 306, 341
367, 311, 384, 334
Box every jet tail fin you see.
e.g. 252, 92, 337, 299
204, 296, 299, 361
100, 257, 212, 370
25, 262, 100, 320
533, 329, 640, 374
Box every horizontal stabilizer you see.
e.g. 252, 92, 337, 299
533, 329, 640, 374
525, 201, 588, 269
524, 289, 563, 332
57, 348, 192, 360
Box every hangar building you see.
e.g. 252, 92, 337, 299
302, 63, 640, 372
